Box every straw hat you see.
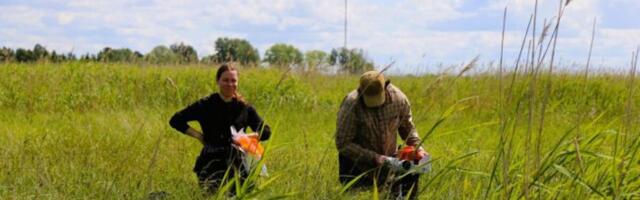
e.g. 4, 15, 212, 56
359, 71, 386, 107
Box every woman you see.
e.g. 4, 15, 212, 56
169, 63, 271, 194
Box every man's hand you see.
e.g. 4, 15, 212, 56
377, 155, 409, 173
398, 145, 429, 161
385, 156, 410, 173
376, 155, 386, 166
416, 148, 429, 160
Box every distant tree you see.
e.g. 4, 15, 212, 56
49, 50, 74, 62
264, 43, 303, 69
329, 48, 375, 74
15, 48, 36, 62
133, 51, 143, 59
213, 37, 260, 65
200, 54, 216, 64
0, 47, 14, 62
32, 44, 49, 61
304, 50, 328, 72
66, 52, 77, 61
97, 47, 141, 63
145, 45, 179, 64
170, 42, 198, 64
50, 51, 62, 62
80, 53, 93, 61
97, 47, 112, 62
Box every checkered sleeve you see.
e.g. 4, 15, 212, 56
335, 95, 379, 165
398, 95, 421, 146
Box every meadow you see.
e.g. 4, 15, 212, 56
1, 62, 639, 199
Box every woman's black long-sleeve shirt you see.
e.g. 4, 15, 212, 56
169, 93, 271, 146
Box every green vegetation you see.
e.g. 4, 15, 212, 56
303, 50, 329, 73
0, 41, 367, 74
264, 43, 303, 69
145, 45, 180, 65
329, 48, 375, 74
97, 47, 143, 63
169, 43, 199, 64
1, 62, 639, 199
205, 38, 261, 66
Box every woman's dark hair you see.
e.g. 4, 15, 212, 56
216, 63, 246, 104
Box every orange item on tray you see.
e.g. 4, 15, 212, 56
397, 145, 424, 162
230, 126, 264, 158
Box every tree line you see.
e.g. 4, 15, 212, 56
0, 38, 374, 74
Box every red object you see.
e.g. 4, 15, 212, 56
397, 146, 424, 161
233, 134, 264, 158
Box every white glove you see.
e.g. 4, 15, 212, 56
384, 156, 411, 173
413, 154, 432, 174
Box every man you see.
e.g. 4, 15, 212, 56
335, 70, 427, 199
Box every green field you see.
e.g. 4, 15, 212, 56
1, 62, 639, 199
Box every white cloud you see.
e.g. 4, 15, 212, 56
607, 0, 640, 7
56, 12, 75, 25
562, 0, 601, 33
0, 0, 638, 73
0, 5, 46, 27
598, 28, 640, 53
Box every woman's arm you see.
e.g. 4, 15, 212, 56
184, 127, 205, 145
247, 106, 271, 141
169, 98, 206, 139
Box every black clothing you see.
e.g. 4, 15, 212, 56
169, 93, 271, 144
194, 144, 246, 193
169, 93, 271, 192
338, 159, 420, 200
339, 153, 420, 200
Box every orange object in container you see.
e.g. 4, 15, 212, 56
397, 146, 424, 162
230, 126, 264, 158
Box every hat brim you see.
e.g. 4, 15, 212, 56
363, 91, 385, 107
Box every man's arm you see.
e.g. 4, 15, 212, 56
397, 97, 429, 158
398, 97, 421, 146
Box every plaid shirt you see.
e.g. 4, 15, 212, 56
335, 83, 421, 168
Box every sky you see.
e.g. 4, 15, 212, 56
1, 0, 639, 74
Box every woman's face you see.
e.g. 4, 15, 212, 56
217, 70, 238, 98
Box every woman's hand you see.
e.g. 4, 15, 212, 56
246, 133, 260, 140
185, 127, 205, 145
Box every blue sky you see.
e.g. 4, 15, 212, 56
1, 0, 638, 74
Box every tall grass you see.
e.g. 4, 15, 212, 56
1, 60, 639, 199
1, 3, 639, 198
